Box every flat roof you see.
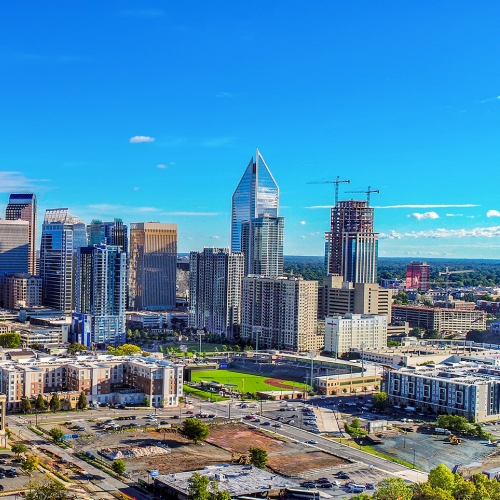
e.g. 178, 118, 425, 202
155, 464, 295, 497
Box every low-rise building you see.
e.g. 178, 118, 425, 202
324, 313, 388, 356
0, 354, 183, 410
383, 362, 500, 422
392, 305, 486, 333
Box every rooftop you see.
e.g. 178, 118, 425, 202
155, 465, 295, 497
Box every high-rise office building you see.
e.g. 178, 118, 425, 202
241, 275, 318, 352
129, 222, 177, 310
188, 248, 244, 338
40, 209, 87, 313
72, 245, 127, 347
5, 194, 37, 275
241, 214, 284, 276
87, 219, 128, 251
0, 220, 29, 277
406, 261, 430, 291
231, 150, 280, 253
326, 200, 378, 283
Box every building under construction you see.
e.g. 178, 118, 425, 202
325, 200, 378, 283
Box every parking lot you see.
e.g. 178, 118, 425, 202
0, 452, 45, 493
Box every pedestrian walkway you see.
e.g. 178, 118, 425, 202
315, 407, 341, 434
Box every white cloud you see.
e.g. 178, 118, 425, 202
130, 136, 155, 143
305, 205, 332, 209
157, 164, 167, 169
487, 210, 500, 218
446, 214, 463, 217
479, 96, 500, 104
208, 235, 221, 239
299, 221, 306, 225
300, 235, 306, 239
373, 204, 479, 209
0, 171, 38, 192
408, 212, 439, 220
381, 226, 500, 239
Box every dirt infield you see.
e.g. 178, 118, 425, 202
264, 378, 299, 390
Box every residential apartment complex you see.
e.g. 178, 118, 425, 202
72, 245, 127, 347
0, 354, 183, 410
317, 275, 392, 319
2, 273, 42, 310
240, 275, 318, 352
383, 362, 500, 423
188, 248, 244, 338
392, 305, 486, 333
324, 313, 388, 356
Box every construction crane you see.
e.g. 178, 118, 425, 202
307, 176, 350, 206
345, 185, 380, 206
436, 267, 474, 306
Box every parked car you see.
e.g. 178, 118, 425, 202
319, 483, 333, 489
366, 483, 375, 490
287, 419, 295, 424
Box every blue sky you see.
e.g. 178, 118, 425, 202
0, 2, 499, 258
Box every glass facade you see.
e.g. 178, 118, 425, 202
231, 150, 279, 253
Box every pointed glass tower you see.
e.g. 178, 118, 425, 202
231, 150, 279, 253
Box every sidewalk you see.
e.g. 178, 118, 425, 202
315, 407, 341, 434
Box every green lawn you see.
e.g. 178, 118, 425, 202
189, 369, 308, 393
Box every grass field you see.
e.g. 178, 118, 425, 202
189, 369, 308, 393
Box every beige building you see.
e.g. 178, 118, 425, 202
241, 275, 318, 352
0, 354, 183, 410
392, 305, 486, 333
324, 313, 388, 356
129, 222, 178, 311
2, 273, 42, 310
318, 276, 391, 319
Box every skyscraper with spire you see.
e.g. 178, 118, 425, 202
231, 150, 283, 276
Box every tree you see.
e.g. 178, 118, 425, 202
410, 327, 423, 338
49, 393, 61, 412
20, 397, 32, 414
35, 394, 47, 412
49, 427, 65, 443
351, 418, 361, 429
208, 480, 231, 500
436, 415, 471, 434
22, 454, 39, 472
249, 447, 268, 468
0, 332, 21, 348
188, 472, 210, 500
412, 483, 454, 500
67, 342, 87, 355
372, 478, 413, 500
143, 396, 150, 407
424, 329, 440, 339
182, 418, 210, 444
107, 344, 142, 356
5, 428, 12, 440
112, 459, 126, 475
25, 478, 68, 500
373, 392, 389, 410
428, 464, 455, 491
77, 391, 87, 410
11, 442, 28, 457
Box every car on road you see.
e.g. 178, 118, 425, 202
253, 418, 261, 423
307, 439, 318, 444
173, 415, 180, 419
186, 411, 194, 414
274, 423, 282, 428
316, 478, 329, 483
337, 473, 350, 479
261, 421, 271, 426
0, 485, 4, 491
131, 423, 141, 427
287, 419, 295, 424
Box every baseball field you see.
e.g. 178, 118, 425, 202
189, 369, 309, 393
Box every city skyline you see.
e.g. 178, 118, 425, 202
0, 3, 499, 258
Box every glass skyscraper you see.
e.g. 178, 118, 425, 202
231, 150, 279, 253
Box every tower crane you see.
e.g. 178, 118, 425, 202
345, 185, 380, 206
438, 267, 474, 305
307, 176, 350, 206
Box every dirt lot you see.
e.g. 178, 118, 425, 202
207, 424, 348, 476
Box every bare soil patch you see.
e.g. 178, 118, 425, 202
269, 451, 347, 475
264, 378, 298, 390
